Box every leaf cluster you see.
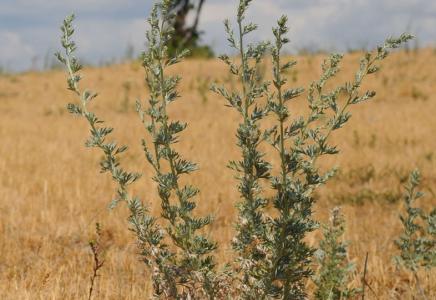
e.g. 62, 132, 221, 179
313, 207, 360, 300
394, 169, 436, 272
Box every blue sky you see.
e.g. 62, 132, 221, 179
0, 0, 435, 72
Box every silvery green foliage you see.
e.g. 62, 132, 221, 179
313, 207, 360, 300
393, 169, 436, 300
136, 2, 220, 298
212, 1, 412, 299
212, 1, 273, 298
56, 14, 143, 212
58, 0, 414, 298
56, 3, 224, 299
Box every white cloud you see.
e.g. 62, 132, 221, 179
0, 31, 34, 70
199, 0, 435, 55
198, 3, 233, 23
0, 1, 153, 71
0, 0, 140, 15
70, 17, 150, 63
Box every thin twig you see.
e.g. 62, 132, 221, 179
413, 270, 428, 300
88, 223, 105, 300
361, 252, 381, 300
361, 252, 368, 300
364, 279, 381, 300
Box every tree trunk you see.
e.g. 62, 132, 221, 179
170, 0, 206, 51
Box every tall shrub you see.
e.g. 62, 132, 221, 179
57, 0, 412, 298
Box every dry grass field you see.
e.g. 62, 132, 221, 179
1, 48, 436, 299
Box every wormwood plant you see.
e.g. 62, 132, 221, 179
313, 207, 359, 300
56, 4, 222, 299
57, 0, 413, 299
393, 169, 436, 300
211, 0, 411, 298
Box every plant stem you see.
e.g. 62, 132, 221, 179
276, 39, 292, 300
361, 252, 368, 300
238, 12, 255, 235
413, 269, 428, 300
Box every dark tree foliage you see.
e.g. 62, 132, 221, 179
168, 0, 214, 57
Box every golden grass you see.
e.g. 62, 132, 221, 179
1, 48, 436, 299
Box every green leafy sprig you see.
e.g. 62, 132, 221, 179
211, 1, 273, 298
394, 169, 436, 300
57, 3, 221, 298
313, 207, 360, 300
137, 1, 219, 298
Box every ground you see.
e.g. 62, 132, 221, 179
0, 48, 435, 299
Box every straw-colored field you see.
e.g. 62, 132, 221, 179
1, 48, 435, 299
